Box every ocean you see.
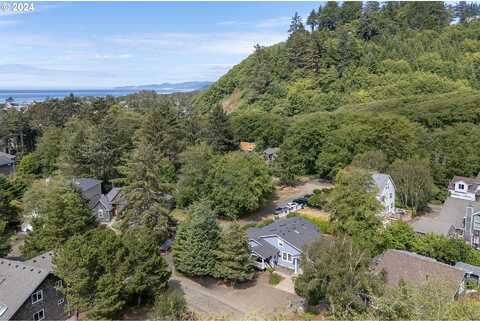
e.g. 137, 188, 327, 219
0, 89, 174, 105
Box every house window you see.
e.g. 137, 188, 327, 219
98, 209, 104, 218
55, 280, 63, 289
282, 252, 292, 262
278, 240, 283, 247
31, 290, 43, 304
33, 309, 45, 321
58, 298, 65, 306
458, 183, 465, 190
389, 193, 393, 199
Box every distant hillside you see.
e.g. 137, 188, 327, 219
193, 2, 480, 186
116, 81, 212, 92
195, 2, 480, 115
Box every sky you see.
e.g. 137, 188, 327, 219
0, 1, 319, 89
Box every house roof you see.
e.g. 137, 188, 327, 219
249, 238, 278, 259
372, 173, 392, 192
72, 178, 101, 192
247, 217, 320, 252
24, 251, 54, 273
239, 141, 256, 152
264, 147, 279, 155
411, 197, 471, 236
455, 262, 480, 277
374, 250, 465, 295
0, 253, 54, 320
0, 152, 15, 167
448, 176, 480, 193
106, 187, 122, 203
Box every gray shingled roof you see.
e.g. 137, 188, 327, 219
249, 238, 278, 259
247, 217, 320, 252
0, 253, 54, 321
374, 250, 465, 296
411, 197, 470, 236
0, 152, 14, 167
106, 187, 122, 203
264, 147, 279, 155
372, 173, 391, 192
455, 262, 480, 277
72, 178, 101, 192
24, 251, 54, 273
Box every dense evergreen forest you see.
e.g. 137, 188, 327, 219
197, 1, 480, 190
2, 1, 480, 319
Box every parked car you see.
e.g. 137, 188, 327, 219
292, 197, 308, 206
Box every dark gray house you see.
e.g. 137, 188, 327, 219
247, 217, 320, 274
0, 252, 67, 321
0, 152, 15, 176
72, 178, 126, 223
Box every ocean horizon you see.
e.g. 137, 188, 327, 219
0, 89, 182, 105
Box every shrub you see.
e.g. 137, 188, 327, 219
268, 271, 284, 285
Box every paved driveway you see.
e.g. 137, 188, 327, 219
167, 255, 302, 319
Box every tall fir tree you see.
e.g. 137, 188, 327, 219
23, 181, 95, 258
203, 104, 235, 153
116, 141, 176, 238
306, 9, 318, 32
213, 223, 255, 283
88, 273, 125, 320
123, 227, 171, 304
172, 202, 220, 276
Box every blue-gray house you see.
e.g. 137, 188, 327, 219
247, 217, 320, 274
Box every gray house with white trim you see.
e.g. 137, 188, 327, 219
372, 173, 396, 215
72, 178, 126, 223
247, 217, 320, 274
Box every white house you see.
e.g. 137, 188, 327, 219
448, 176, 480, 201
372, 173, 396, 214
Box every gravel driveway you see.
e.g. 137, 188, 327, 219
166, 255, 302, 319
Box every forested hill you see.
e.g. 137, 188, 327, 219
195, 1, 480, 189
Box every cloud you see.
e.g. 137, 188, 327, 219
0, 19, 19, 27
0, 64, 113, 77
111, 31, 285, 55
94, 53, 133, 60
216, 20, 248, 26
255, 16, 291, 29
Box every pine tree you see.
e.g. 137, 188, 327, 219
318, 2, 339, 31
213, 223, 255, 284
203, 104, 235, 153
288, 12, 305, 34
172, 202, 220, 276
306, 9, 318, 32
23, 181, 95, 258
115, 142, 176, 238
88, 273, 125, 320
123, 227, 171, 304
339, 1, 362, 24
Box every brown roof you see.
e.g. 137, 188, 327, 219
374, 250, 465, 293
239, 141, 256, 152
448, 176, 480, 193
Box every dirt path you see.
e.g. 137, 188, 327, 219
165, 255, 301, 319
